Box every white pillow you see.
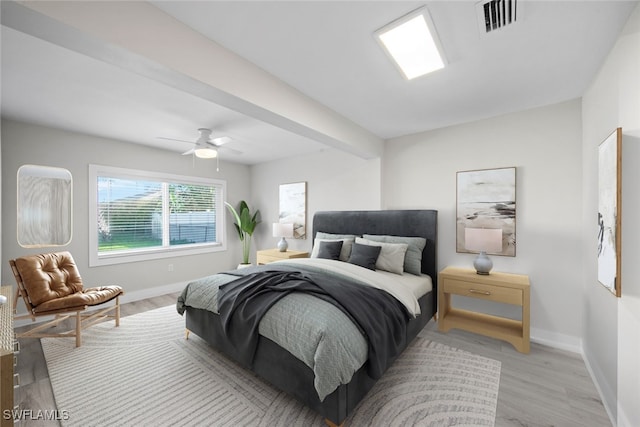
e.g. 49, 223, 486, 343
311, 238, 354, 261
355, 237, 408, 275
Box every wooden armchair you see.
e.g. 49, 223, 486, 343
9, 251, 124, 347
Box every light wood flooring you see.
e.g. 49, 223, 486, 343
12, 293, 611, 427
419, 324, 611, 427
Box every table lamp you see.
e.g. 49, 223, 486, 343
273, 223, 294, 252
464, 228, 503, 274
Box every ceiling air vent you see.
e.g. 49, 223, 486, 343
476, 0, 521, 35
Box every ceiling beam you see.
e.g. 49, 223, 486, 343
2, 1, 383, 159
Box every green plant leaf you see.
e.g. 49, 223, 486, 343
225, 202, 244, 240
225, 200, 261, 260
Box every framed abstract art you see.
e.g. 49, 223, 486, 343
597, 128, 622, 297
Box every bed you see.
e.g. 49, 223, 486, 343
177, 209, 437, 426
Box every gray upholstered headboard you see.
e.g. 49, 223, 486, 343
312, 210, 438, 282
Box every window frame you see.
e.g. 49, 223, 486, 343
89, 164, 226, 267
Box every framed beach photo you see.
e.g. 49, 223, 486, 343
456, 167, 516, 256
597, 128, 622, 297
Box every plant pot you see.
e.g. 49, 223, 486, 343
237, 263, 253, 269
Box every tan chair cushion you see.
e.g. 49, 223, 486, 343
34, 286, 123, 314
14, 252, 84, 308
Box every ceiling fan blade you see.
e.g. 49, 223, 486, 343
162, 129, 236, 158
212, 136, 232, 146
158, 136, 195, 144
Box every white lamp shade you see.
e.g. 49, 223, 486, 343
272, 222, 294, 238
464, 228, 502, 253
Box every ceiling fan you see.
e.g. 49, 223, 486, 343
157, 128, 241, 159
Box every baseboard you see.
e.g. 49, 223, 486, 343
582, 349, 617, 427
617, 406, 632, 427
14, 281, 188, 328
118, 281, 187, 306
530, 327, 582, 354
530, 327, 615, 426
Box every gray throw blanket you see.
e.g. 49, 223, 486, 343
217, 268, 410, 380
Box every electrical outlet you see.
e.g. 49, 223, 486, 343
168, 264, 174, 272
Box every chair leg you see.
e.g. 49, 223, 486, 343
12, 288, 20, 315
115, 296, 121, 327
76, 311, 82, 347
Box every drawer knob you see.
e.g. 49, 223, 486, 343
469, 289, 491, 296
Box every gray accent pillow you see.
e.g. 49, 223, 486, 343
356, 237, 408, 275
316, 240, 343, 260
347, 242, 381, 271
313, 232, 357, 261
363, 234, 426, 275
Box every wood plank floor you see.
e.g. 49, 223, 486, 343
12, 293, 611, 427
419, 324, 611, 427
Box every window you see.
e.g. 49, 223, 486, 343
89, 165, 226, 266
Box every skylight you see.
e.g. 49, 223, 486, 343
375, 7, 446, 80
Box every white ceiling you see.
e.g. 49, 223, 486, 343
1, 1, 638, 164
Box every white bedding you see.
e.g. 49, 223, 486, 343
373, 269, 433, 299
270, 258, 431, 316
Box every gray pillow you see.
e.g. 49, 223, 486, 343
355, 237, 408, 275
316, 240, 343, 260
363, 234, 426, 275
347, 242, 381, 270
313, 232, 357, 261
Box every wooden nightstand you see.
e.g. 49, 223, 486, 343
438, 266, 530, 353
256, 249, 309, 265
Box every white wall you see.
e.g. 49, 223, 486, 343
383, 99, 584, 350
250, 148, 381, 254
1, 119, 252, 304
618, 135, 640, 427
582, 4, 640, 426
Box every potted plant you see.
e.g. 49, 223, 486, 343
225, 200, 261, 266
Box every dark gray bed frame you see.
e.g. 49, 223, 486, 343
185, 209, 438, 426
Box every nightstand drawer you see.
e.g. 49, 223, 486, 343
444, 279, 522, 305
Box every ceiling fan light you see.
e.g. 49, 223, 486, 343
194, 147, 218, 159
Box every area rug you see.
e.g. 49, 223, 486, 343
42, 305, 501, 427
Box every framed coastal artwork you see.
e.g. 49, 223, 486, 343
279, 181, 307, 239
456, 167, 516, 256
597, 128, 622, 297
